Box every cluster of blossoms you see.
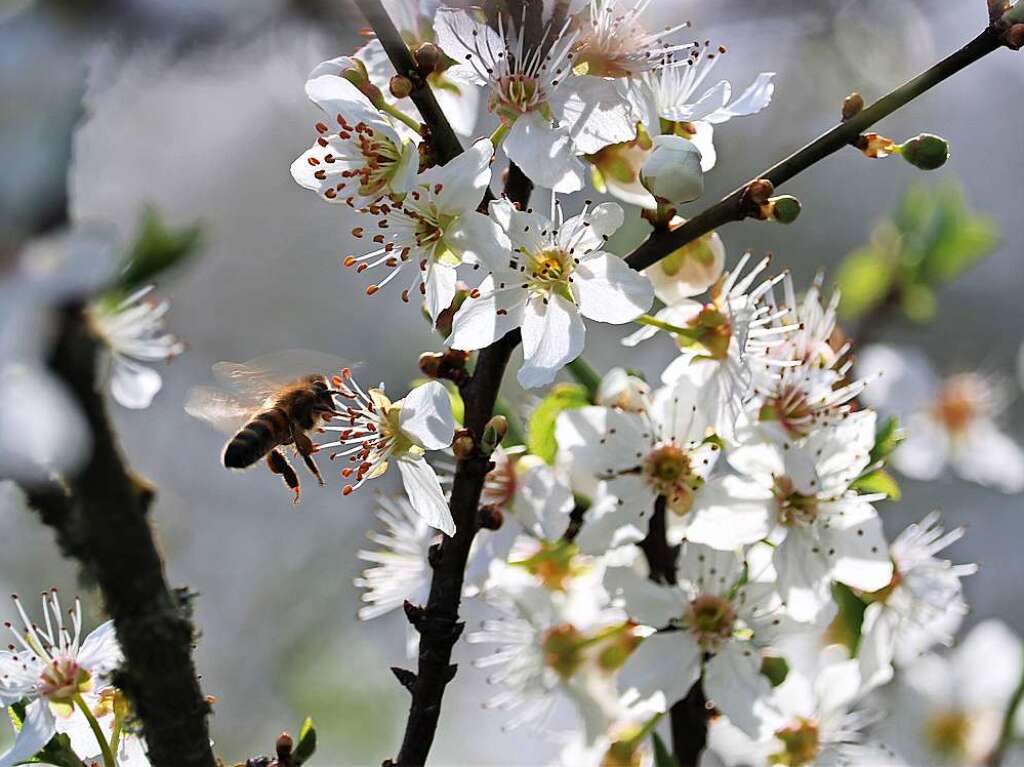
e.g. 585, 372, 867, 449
280, 2, 1024, 764
1, 591, 149, 767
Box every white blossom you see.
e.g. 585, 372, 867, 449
0, 592, 122, 767
345, 139, 509, 320
321, 375, 456, 534
290, 58, 420, 208
858, 344, 1024, 493
449, 197, 652, 388
858, 512, 977, 689
86, 285, 184, 410
690, 412, 892, 623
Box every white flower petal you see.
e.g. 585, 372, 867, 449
422, 138, 494, 213
604, 566, 684, 627
110, 356, 162, 409
513, 463, 574, 540
396, 455, 456, 535
704, 73, 776, 124
505, 115, 585, 193
399, 380, 456, 450
424, 262, 458, 322
772, 528, 832, 623
622, 631, 702, 705
517, 294, 585, 389
448, 275, 526, 352
704, 643, 775, 739
685, 475, 772, 549
553, 76, 638, 155
0, 699, 56, 767
77, 620, 122, 675
574, 253, 653, 324
445, 210, 511, 272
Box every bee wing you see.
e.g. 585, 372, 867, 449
185, 386, 255, 434
212, 349, 360, 395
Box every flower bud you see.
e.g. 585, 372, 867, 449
1006, 22, 1024, 48
341, 61, 385, 109
389, 74, 414, 99
1006, 0, 1024, 23
640, 135, 704, 205
842, 91, 864, 120
418, 352, 444, 378
747, 178, 774, 204
452, 430, 475, 460
478, 505, 504, 530
899, 133, 949, 170
770, 196, 802, 224
413, 42, 442, 72
276, 733, 294, 764
481, 415, 508, 455
856, 132, 897, 159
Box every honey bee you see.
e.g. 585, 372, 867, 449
185, 350, 355, 503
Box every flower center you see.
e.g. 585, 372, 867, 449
39, 657, 91, 703
925, 709, 972, 760
542, 624, 586, 679
643, 442, 700, 516
773, 476, 818, 527
513, 540, 581, 591
489, 75, 549, 123
683, 594, 736, 649
686, 304, 732, 360
770, 718, 820, 766
328, 117, 403, 199
932, 374, 984, 435
759, 385, 816, 439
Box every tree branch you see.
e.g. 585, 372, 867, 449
638, 499, 710, 766
27, 305, 216, 767
625, 27, 1005, 272
353, 0, 463, 165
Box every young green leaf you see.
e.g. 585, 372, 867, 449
527, 384, 590, 463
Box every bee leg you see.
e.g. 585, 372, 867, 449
292, 430, 326, 487
266, 449, 301, 504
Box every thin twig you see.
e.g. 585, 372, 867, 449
353, 0, 462, 165
27, 304, 216, 767
625, 27, 1004, 272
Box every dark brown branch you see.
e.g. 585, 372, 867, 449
638, 499, 710, 766
353, 0, 463, 165
27, 304, 215, 767
625, 27, 1005, 272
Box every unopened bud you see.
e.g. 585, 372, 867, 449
1006, 22, 1024, 48
452, 430, 475, 460
842, 91, 864, 120
342, 63, 385, 109
899, 133, 949, 171
990, 0, 1012, 22
414, 42, 443, 72
770, 196, 802, 224
481, 415, 508, 454
389, 74, 414, 99
640, 135, 704, 205
418, 352, 445, 378
1005, 0, 1024, 23
747, 178, 774, 204
276, 733, 294, 764
478, 505, 504, 530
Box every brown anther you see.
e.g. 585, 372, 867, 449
366, 285, 380, 296
842, 91, 865, 120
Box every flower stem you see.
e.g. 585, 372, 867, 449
380, 102, 425, 134
489, 122, 510, 149
636, 314, 701, 341
990, 665, 1024, 765
566, 357, 602, 400
75, 693, 117, 767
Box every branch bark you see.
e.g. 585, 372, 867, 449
27, 305, 216, 767
625, 27, 1004, 272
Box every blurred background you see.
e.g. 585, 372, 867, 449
1, 0, 1022, 763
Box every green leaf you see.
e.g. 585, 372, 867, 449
870, 416, 905, 464
837, 245, 895, 318
294, 716, 317, 766
115, 207, 202, 293
527, 383, 590, 463
829, 583, 867, 655
761, 655, 790, 687
900, 282, 936, 323
652, 732, 681, 767
851, 469, 901, 500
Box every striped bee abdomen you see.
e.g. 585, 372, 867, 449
223, 408, 291, 469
